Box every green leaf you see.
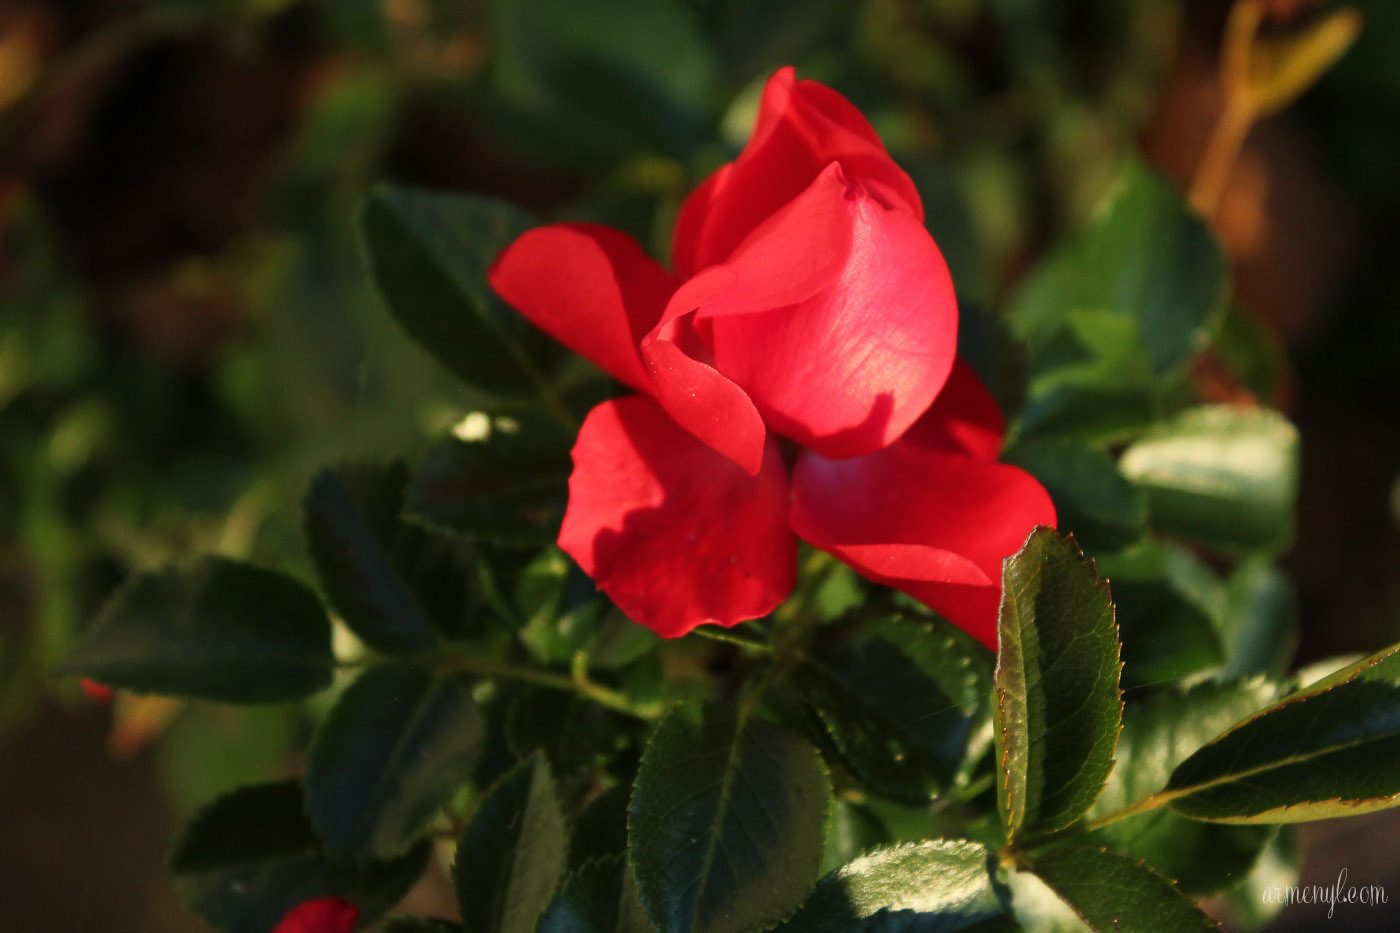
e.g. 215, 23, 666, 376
454, 752, 568, 933
537, 853, 651, 933
1010, 156, 1229, 374
1017, 311, 1159, 444
304, 462, 438, 654
170, 780, 428, 933
796, 612, 992, 802
406, 415, 573, 547
515, 548, 605, 664
1118, 405, 1299, 553
629, 701, 832, 933
1211, 304, 1288, 405
781, 840, 1012, 932
1094, 541, 1224, 690
360, 186, 554, 394
1003, 438, 1147, 552
1217, 559, 1300, 679
1221, 829, 1300, 930
1086, 678, 1286, 894
56, 557, 333, 703
820, 801, 887, 876
1166, 643, 1400, 822
995, 528, 1122, 842
1024, 846, 1217, 932
381, 918, 465, 932
305, 663, 485, 861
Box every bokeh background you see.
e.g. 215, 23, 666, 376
0, 0, 1397, 929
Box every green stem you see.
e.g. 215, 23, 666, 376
689, 627, 773, 652
441, 650, 654, 720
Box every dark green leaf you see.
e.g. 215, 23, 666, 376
569, 784, 631, 870
1217, 559, 1300, 679
1094, 542, 1224, 690
995, 528, 1122, 841
1002, 438, 1147, 552
360, 186, 554, 394
454, 752, 569, 933
306, 663, 485, 861
505, 687, 622, 782
1010, 156, 1229, 374
629, 702, 832, 933
381, 919, 465, 932
304, 462, 438, 654
57, 557, 333, 703
1118, 405, 1299, 553
820, 801, 888, 876
1087, 679, 1286, 894
1211, 304, 1289, 405
782, 840, 1012, 932
406, 415, 573, 547
170, 780, 427, 933
1025, 846, 1217, 932
538, 854, 635, 933
1017, 310, 1160, 444
1166, 644, 1400, 822
797, 612, 992, 802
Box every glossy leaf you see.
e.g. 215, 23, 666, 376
56, 557, 333, 703
1003, 438, 1147, 552
304, 462, 438, 654
1010, 157, 1229, 374
170, 780, 427, 933
1118, 405, 1299, 553
406, 415, 573, 547
797, 611, 992, 802
306, 664, 485, 861
1017, 310, 1159, 444
1166, 644, 1400, 822
360, 186, 555, 394
781, 840, 1012, 932
1025, 846, 1217, 932
1087, 678, 1285, 893
995, 528, 1122, 841
629, 702, 832, 933
453, 752, 568, 933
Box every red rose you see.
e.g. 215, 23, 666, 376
490, 67, 1054, 647
270, 896, 359, 933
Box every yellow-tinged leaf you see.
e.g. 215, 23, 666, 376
109, 693, 183, 759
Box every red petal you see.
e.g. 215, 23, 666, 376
270, 897, 360, 933
706, 181, 958, 459
687, 67, 923, 270
790, 444, 1056, 647
559, 396, 795, 638
640, 162, 862, 474
899, 358, 1006, 459
672, 163, 732, 280
489, 223, 673, 392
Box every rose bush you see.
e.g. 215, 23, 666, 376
490, 67, 1055, 646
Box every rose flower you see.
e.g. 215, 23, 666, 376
490, 67, 1054, 648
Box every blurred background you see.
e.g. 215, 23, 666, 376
0, 0, 1396, 929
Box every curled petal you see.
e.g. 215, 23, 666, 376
900, 358, 1006, 460
641, 165, 856, 473
687, 66, 923, 269
790, 444, 1056, 647
672, 164, 732, 280
490, 223, 673, 392
706, 180, 958, 459
559, 396, 795, 638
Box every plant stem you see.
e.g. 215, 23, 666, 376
689, 627, 773, 652
441, 650, 654, 720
